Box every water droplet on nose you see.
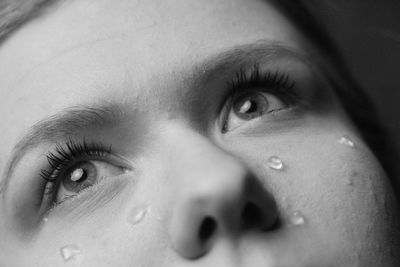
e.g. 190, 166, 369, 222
338, 136, 355, 148
127, 204, 148, 225
43, 217, 48, 223
60, 244, 82, 262
267, 156, 284, 170
288, 211, 306, 226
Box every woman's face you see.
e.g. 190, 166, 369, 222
0, 0, 399, 266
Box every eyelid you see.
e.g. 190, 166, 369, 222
41, 140, 134, 180
38, 154, 132, 218
38, 141, 133, 217
40, 141, 111, 181
43, 174, 131, 221
220, 66, 299, 133
222, 93, 293, 133
217, 53, 339, 135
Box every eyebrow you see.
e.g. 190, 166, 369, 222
0, 40, 317, 196
193, 40, 312, 84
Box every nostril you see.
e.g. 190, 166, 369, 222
199, 217, 217, 242
241, 202, 263, 229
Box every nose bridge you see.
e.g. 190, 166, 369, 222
165, 124, 254, 211
163, 123, 278, 259
178, 139, 249, 202
162, 122, 248, 185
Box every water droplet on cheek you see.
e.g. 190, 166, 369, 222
60, 244, 82, 262
127, 204, 148, 225
267, 156, 284, 170
288, 211, 306, 226
338, 136, 355, 148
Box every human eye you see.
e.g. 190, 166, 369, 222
220, 64, 301, 133
39, 140, 129, 215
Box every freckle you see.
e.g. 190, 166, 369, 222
346, 178, 354, 186
372, 190, 384, 207
346, 171, 360, 188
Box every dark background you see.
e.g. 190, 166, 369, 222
314, 1, 400, 180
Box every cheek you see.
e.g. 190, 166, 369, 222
27, 209, 171, 266
25, 183, 170, 266
297, 137, 400, 263
227, 131, 400, 262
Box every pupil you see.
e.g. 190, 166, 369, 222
239, 100, 254, 114
233, 92, 268, 121
238, 97, 260, 115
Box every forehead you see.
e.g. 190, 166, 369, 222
0, 0, 303, 88
0, 0, 309, 167
0, 0, 305, 100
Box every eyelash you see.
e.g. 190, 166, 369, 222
229, 64, 298, 104
221, 65, 300, 132
38, 68, 296, 203
40, 140, 112, 195
40, 69, 294, 176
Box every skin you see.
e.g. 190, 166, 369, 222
0, 0, 399, 266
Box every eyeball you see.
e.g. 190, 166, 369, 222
56, 160, 125, 202
232, 91, 269, 120
223, 90, 287, 132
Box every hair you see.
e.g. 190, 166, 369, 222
0, 0, 398, 192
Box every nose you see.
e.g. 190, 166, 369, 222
167, 132, 279, 259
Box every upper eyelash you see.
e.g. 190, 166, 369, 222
40, 140, 112, 182
220, 65, 300, 133
229, 64, 298, 104
41, 67, 294, 181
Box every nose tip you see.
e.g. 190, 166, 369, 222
169, 164, 279, 259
